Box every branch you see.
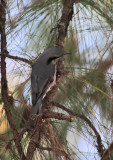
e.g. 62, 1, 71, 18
26, 112, 72, 160
56, 0, 75, 48
101, 142, 113, 160
26, 1, 75, 159
26, 116, 43, 160
0, 53, 33, 65
56, 0, 75, 76
0, 1, 25, 159
42, 111, 73, 122
52, 101, 105, 158
42, 0, 76, 111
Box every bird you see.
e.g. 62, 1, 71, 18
31, 47, 68, 114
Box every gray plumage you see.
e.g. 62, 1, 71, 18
31, 47, 68, 114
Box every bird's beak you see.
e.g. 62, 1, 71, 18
63, 53, 70, 56
59, 52, 70, 57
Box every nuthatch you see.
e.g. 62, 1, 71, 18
31, 47, 68, 114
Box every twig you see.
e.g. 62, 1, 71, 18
52, 101, 105, 157
0, 53, 33, 65
0, 1, 25, 159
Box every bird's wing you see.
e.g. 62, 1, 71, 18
31, 75, 53, 106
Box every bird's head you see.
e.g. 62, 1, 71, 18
42, 47, 69, 64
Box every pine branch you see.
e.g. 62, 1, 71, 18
0, 0, 25, 159
26, 1, 76, 159
26, 0, 82, 159
26, 111, 72, 160
101, 142, 113, 160
26, 112, 72, 160
26, 116, 43, 160
42, 111, 72, 122
56, 0, 75, 48
0, 53, 33, 65
52, 101, 105, 158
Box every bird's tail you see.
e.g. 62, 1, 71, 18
30, 99, 42, 114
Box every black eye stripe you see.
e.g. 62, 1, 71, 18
47, 57, 59, 64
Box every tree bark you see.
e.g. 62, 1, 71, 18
0, 0, 25, 159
